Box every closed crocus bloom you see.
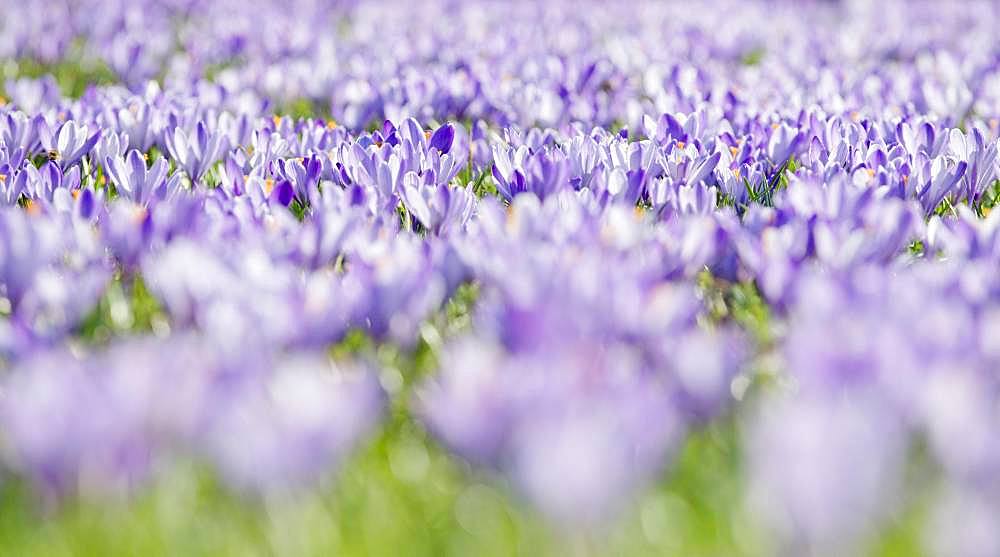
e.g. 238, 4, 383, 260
163, 122, 229, 182
428, 122, 455, 154
100, 200, 155, 269
747, 393, 905, 555
114, 101, 155, 152
104, 150, 178, 207
766, 122, 804, 167
522, 151, 571, 200
351, 235, 448, 345
948, 127, 999, 204
399, 172, 476, 235
0, 209, 66, 308
913, 155, 968, 215
90, 130, 129, 170
203, 352, 383, 494
0, 161, 27, 206
0, 112, 45, 155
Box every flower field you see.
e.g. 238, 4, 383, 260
1, 1, 999, 555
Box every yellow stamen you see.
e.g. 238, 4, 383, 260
984, 205, 993, 217
326, 119, 338, 130
272, 115, 283, 127
0, 174, 6, 183
506, 205, 518, 228
850, 111, 860, 122
676, 141, 686, 149
771, 123, 779, 130
733, 168, 741, 179
866, 168, 875, 178
264, 178, 275, 195
730, 146, 739, 156
634, 205, 646, 219
424, 131, 432, 141
0, 96, 6, 107
99, 175, 106, 186
142, 153, 149, 161
374, 141, 383, 148
71, 189, 80, 200
25, 200, 40, 216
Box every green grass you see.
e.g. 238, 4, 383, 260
0, 413, 934, 556
0, 421, 761, 556
3, 56, 117, 99
77, 274, 167, 344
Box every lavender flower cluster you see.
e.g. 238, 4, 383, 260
3, 0, 1000, 553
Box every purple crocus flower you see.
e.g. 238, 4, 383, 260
17, 160, 84, 214
948, 127, 998, 204
0, 208, 63, 308
274, 155, 322, 202
44, 121, 102, 170
399, 173, 475, 234
100, 200, 155, 269
1, 112, 45, 155
0, 161, 26, 206
1, 349, 153, 498
163, 122, 229, 182
202, 353, 384, 494
104, 150, 180, 206
428, 122, 455, 153
419, 339, 685, 527
913, 155, 967, 214
747, 393, 906, 555
766, 122, 804, 166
